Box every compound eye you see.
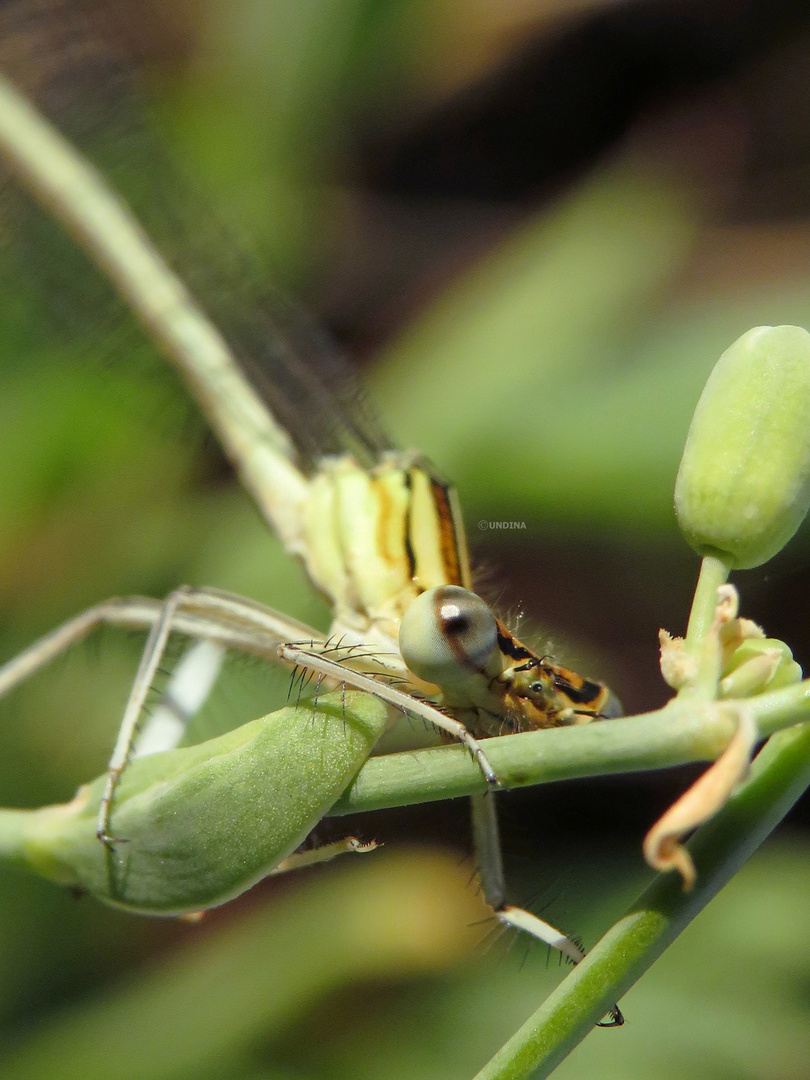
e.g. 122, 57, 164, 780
399, 585, 498, 691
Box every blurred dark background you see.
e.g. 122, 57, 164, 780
0, 1, 809, 1077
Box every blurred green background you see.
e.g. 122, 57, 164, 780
0, 0, 809, 1077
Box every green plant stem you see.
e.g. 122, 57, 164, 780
472, 720, 810, 1080
686, 553, 733, 694
679, 552, 733, 700
330, 677, 810, 815
684, 553, 732, 646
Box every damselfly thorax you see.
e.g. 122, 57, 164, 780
292, 444, 617, 738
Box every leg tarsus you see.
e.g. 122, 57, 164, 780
471, 790, 624, 1027
597, 1006, 625, 1027
269, 836, 379, 876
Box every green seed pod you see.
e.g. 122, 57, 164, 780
2, 692, 389, 915
675, 325, 810, 569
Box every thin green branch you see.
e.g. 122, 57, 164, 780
684, 553, 731, 646
679, 552, 733, 700
330, 702, 726, 814
330, 678, 810, 815
472, 720, 810, 1080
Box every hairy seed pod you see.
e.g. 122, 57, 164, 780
6, 692, 389, 915
675, 325, 810, 569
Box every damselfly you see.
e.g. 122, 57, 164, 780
0, 7, 623, 1033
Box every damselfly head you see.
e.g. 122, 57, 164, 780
504, 656, 616, 729
398, 585, 619, 736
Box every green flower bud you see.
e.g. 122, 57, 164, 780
3, 692, 388, 915
675, 325, 810, 568
719, 637, 803, 698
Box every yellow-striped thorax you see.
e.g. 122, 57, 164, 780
298, 452, 617, 733
300, 451, 469, 646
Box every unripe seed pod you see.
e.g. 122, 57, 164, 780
675, 325, 810, 569
8, 692, 389, 915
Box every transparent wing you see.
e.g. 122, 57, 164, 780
0, 0, 392, 474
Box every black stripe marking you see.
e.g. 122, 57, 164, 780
402, 470, 417, 582
551, 675, 604, 706
429, 476, 462, 585
496, 627, 535, 663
